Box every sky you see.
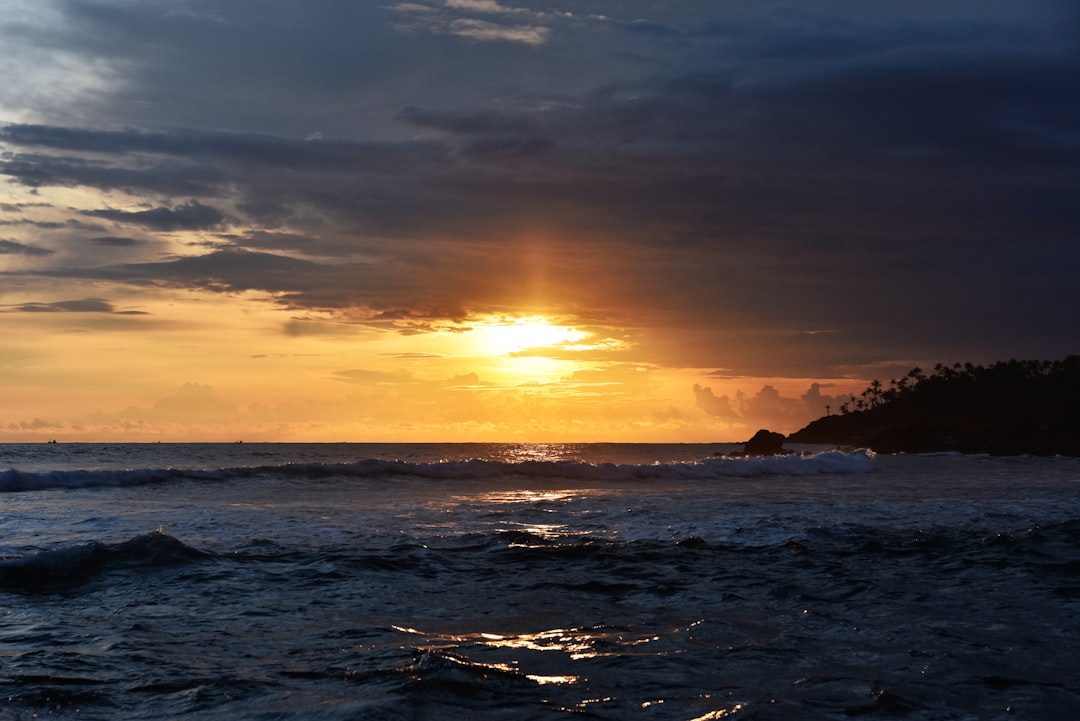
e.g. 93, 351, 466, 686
1, 0, 1078, 442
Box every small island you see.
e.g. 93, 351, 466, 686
787, 356, 1080, 456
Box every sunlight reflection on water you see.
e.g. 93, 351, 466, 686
688, 705, 747, 720
392, 622, 685, 670
474, 489, 589, 505
479, 628, 600, 660
495, 443, 586, 462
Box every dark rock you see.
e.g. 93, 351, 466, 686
743, 429, 788, 456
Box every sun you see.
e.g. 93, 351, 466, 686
469, 316, 588, 356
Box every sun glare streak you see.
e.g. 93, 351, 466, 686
469, 316, 588, 356
473, 628, 603, 660
688, 705, 748, 720
391, 623, 671, 668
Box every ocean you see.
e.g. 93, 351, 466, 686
1, 443, 1078, 720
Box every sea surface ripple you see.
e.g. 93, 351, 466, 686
1, 443, 1078, 720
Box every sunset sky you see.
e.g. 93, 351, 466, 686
2, 0, 1078, 442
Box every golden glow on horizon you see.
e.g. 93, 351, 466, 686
0, 194, 866, 443
0, 271, 868, 442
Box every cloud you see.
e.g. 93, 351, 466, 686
0, 218, 66, 229
693, 383, 739, 422
9, 297, 115, 313
333, 369, 414, 385
444, 0, 526, 15
0, 151, 225, 196
129, 383, 238, 425
392, 0, 550, 45
694, 382, 849, 431
382, 352, 445, 359
217, 230, 346, 257
0, 239, 53, 256
81, 200, 227, 231
398, 105, 540, 135
79, 249, 331, 297
448, 18, 549, 45
9, 417, 62, 432
88, 236, 143, 247
445, 372, 485, 387
0, 201, 51, 212
1, 2, 1078, 377
2, 297, 150, 315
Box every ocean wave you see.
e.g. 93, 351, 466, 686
0, 531, 210, 593
0, 449, 876, 492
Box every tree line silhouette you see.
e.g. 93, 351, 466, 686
788, 356, 1080, 455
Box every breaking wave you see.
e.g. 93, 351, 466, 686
0, 449, 875, 493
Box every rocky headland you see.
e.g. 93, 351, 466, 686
787, 357, 1080, 456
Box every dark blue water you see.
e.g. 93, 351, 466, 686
1, 444, 1078, 719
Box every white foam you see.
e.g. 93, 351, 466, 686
1, 450, 876, 493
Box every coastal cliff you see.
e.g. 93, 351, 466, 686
787, 357, 1080, 456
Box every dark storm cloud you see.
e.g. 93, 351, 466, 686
30, 248, 433, 321
398, 106, 542, 136
0, 239, 53, 256
216, 231, 315, 253
88, 236, 143, 247
0, 125, 421, 172
81, 201, 227, 232
67, 249, 328, 295
0, 151, 225, 196
2, 0, 1078, 374
8, 0, 534, 138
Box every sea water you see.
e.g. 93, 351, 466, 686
1, 443, 1078, 720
